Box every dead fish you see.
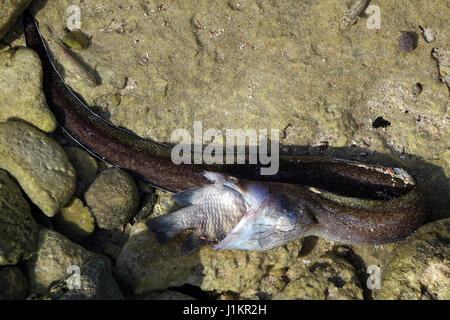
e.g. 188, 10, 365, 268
147, 172, 302, 255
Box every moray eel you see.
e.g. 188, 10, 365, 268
23, 10, 427, 255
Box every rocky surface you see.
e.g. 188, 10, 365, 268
0, 0, 31, 39
0, 266, 29, 299
83, 227, 131, 261
25, 228, 123, 299
85, 168, 139, 229
65, 146, 98, 184
54, 197, 96, 242
0, 0, 447, 300
115, 221, 304, 296
0, 48, 57, 132
0, 169, 38, 265
0, 121, 76, 217
39, 259, 124, 300
272, 253, 363, 300
375, 218, 450, 300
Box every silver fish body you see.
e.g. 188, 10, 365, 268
146, 172, 312, 255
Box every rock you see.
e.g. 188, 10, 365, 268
115, 221, 303, 295
432, 48, 450, 88
340, 0, 369, 30
61, 31, 90, 50
272, 254, 363, 300
0, 169, 38, 265
54, 198, 96, 242
65, 146, 97, 196
0, 266, 29, 299
0, 0, 31, 39
0, 121, 76, 217
25, 228, 123, 299
151, 189, 179, 218
41, 259, 124, 300
375, 218, 450, 300
0, 43, 10, 52
83, 228, 130, 260
85, 168, 139, 229
228, 0, 248, 11
0, 48, 57, 132
134, 192, 157, 222
398, 31, 418, 53
65, 147, 98, 183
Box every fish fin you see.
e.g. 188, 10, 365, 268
181, 232, 209, 256
203, 171, 225, 183
171, 188, 202, 206
214, 208, 263, 251
146, 212, 185, 244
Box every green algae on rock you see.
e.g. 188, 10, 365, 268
272, 253, 363, 300
0, 48, 56, 132
115, 221, 303, 295
0, 169, 38, 265
0, 266, 29, 299
25, 228, 122, 298
375, 218, 450, 300
0, 0, 31, 39
54, 198, 96, 242
61, 31, 90, 50
0, 121, 76, 217
85, 168, 139, 229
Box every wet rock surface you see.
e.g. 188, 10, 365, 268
272, 253, 363, 300
39, 259, 124, 300
65, 147, 98, 182
0, 121, 76, 217
375, 219, 450, 300
54, 197, 96, 242
0, 48, 56, 132
115, 221, 304, 296
0, 0, 31, 39
25, 228, 123, 299
0, 266, 29, 300
85, 168, 139, 229
0, 169, 37, 265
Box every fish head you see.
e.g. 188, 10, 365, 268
214, 182, 313, 251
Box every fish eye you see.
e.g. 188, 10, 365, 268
227, 176, 239, 184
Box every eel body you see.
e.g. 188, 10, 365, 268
23, 10, 428, 252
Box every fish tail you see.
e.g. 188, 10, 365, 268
146, 212, 185, 244
146, 206, 200, 244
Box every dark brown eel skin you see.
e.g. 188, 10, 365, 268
23, 9, 428, 246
